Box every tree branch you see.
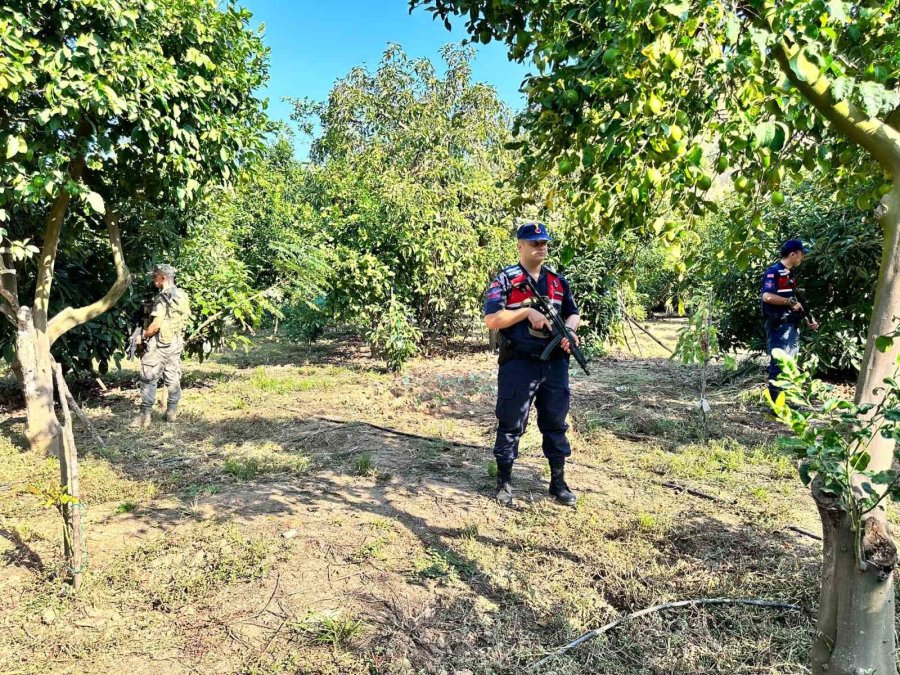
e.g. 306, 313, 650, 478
0, 250, 19, 326
33, 118, 90, 333
0, 285, 19, 327
47, 209, 132, 345
530, 597, 807, 670
772, 40, 900, 172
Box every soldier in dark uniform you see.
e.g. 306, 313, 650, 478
761, 239, 819, 401
483, 223, 581, 507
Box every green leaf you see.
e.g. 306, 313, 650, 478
876, 335, 894, 352
825, 0, 848, 22
85, 191, 106, 214
850, 452, 870, 472
789, 50, 820, 84
770, 123, 788, 152
871, 470, 895, 485
798, 462, 812, 486
725, 15, 739, 44
662, 2, 689, 17
753, 122, 776, 149
5, 136, 21, 159
749, 28, 769, 63
832, 77, 852, 101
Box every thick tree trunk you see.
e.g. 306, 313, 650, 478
811, 491, 897, 674
811, 184, 900, 674
15, 307, 61, 456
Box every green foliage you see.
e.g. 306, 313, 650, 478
354, 453, 375, 476
1, 0, 269, 217
562, 234, 681, 350
290, 45, 520, 369
293, 611, 366, 649
370, 293, 422, 372
410, 0, 897, 263
562, 246, 620, 351
0, 0, 270, 372
278, 299, 329, 344
769, 348, 900, 563
174, 137, 330, 356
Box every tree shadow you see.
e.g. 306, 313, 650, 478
0, 524, 46, 573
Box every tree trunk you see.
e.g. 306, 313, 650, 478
811, 490, 897, 674
811, 183, 900, 675
15, 306, 61, 455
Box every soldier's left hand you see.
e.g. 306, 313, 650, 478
561, 333, 580, 353
808, 320, 820, 331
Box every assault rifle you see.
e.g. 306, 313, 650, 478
124, 297, 156, 360
125, 324, 143, 360
521, 274, 590, 375
789, 277, 818, 326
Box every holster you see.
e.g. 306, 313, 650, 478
497, 332, 515, 366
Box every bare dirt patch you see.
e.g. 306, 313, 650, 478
0, 327, 836, 673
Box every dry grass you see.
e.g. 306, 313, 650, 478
0, 327, 867, 674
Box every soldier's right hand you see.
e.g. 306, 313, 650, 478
790, 302, 804, 313
526, 308, 552, 332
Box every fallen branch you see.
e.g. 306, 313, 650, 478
531, 597, 806, 669
661, 480, 736, 504
281, 410, 487, 451
622, 312, 674, 353
784, 525, 823, 541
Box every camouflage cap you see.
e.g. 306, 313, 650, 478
151, 264, 176, 279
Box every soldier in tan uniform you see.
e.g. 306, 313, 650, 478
131, 264, 191, 428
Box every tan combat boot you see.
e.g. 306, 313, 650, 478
165, 404, 178, 423
130, 410, 151, 429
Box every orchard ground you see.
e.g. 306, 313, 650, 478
0, 321, 888, 674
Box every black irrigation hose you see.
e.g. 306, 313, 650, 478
530, 597, 808, 670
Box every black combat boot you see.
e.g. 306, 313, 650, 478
495, 461, 514, 507
549, 460, 577, 506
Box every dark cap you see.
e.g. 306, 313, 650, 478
516, 222, 551, 242
780, 239, 809, 257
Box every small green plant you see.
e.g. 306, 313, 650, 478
486, 460, 498, 478
769, 348, 900, 567
369, 292, 421, 372
116, 501, 137, 514
224, 457, 261, 481
355, 453, 375, 476
183, 483, 221, 499
636, 511, 658, 531
294, 610, 366, 649
351, 537, 387, 562
413, 547, 474, 581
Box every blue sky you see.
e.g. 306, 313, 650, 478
238, 0, 529, 156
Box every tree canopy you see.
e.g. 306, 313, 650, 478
0, 0, 270, 452
412, 0, 898, 264
291, 45, 521, 367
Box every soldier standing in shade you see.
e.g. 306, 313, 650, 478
131, 264, 191, 428
483, 223, 581, 507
